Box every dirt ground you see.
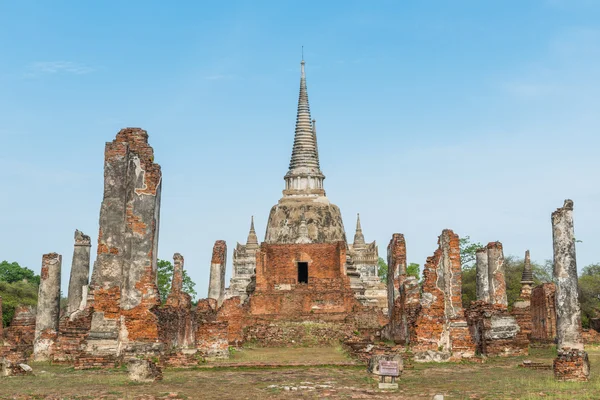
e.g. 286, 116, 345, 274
1, 346, 599, 399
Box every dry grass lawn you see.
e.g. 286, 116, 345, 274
1, 345, 599, 399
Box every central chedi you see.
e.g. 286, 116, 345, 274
265, 60, 346, 245
223, 60, 387, 313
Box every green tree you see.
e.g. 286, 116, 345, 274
579, 263, 600, 328
406, 263, 420, 280
156, 259, 197, 303
459, 236, 483, 308
0, 261, 40, 285
460, 236, 483, 269
0, 261, 40, 327
377, 257, 388, 284
0, 280, 39, 327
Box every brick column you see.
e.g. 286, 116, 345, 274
67, 230, 91, 314
34, 252, 62, 361
551, 199, 589, 381
487, 242, 507, 308
208, 240, 227, 306
475, 247, 489, 302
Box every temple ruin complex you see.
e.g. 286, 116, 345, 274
0, 60, 592, 382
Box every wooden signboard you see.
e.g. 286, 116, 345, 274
379, 360, 399, 377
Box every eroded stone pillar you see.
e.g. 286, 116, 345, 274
166, 253, 191, 309
87, 128, 162, 358
34, 252, 61, 361
171, 253, 184, 294
551, 199, 589, 381
67, 230, 91, 315
487, 241, 507, 308
208, 240, 227, 306
475, 247, 489, 302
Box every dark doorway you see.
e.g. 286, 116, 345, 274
298, 262, 308, 284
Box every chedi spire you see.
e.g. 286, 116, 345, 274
283, 59, 325, 197
246, 216, 259, 250
353, 213, 365, 249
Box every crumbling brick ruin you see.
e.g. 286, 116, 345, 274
530, 283, 557, 342
383, 234, 419, 344
3, 59, 594, 381
84, 128, 163, 364
411, 230, 475, 361
551, 200, 590, 381
466, 242, 526, 357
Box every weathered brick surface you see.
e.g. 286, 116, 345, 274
582, 328, 600, 344
208, 241, 227, 305
553, 349, 590, 381
466, 301, 527, 357
487, 242, 507, 309
155, 305, 195, 349
413, 230, 475, 361
530, 283, 556, 342
196, 321, 229, 359
86, 128, 162, 359
384, 234, 419, 343
51, 309, 92, 363
0, 306, 36, 363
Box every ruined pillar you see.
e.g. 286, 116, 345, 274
87, 128, 162, 358
551, 199, 589, 381
208, 240, 227, 306
166, 253, 191, 309
475, 247, 489, 302
384, 233, 419, 344
386, 233, 406, 313
67, 230, 92, 315
171, 253, 184, 294
413, 230, 474, 361
487, 242, 507, 308
34, 252, 62, 361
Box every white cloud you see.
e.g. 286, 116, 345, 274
25, 61, 95, 77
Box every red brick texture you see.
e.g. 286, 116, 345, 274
553, 349, 590, 381
466, 301, 528, 357
0, 306, 36, 363
251, 242, 363, 319
530, 283, 557, 342
413, 230, 475, 360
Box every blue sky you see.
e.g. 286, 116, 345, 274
1, 1, 599, 298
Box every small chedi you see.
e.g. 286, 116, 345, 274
0, 60, 591, 383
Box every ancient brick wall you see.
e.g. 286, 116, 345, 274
255, 242, 347, 290
0, 306, 36, 362
530, 283, 556, 342
413, 230, 475, 361
251, 242, 367, 320
196, 321, 229, 359
466, 301, 527, 357
51, 310, 93, 363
